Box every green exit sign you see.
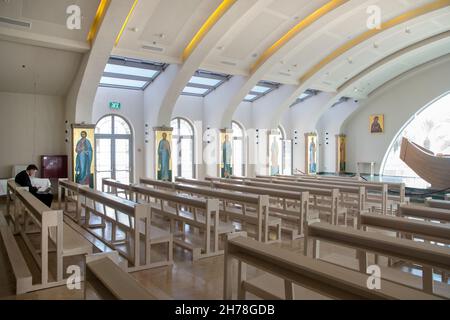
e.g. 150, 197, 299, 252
109, 102, 121, 110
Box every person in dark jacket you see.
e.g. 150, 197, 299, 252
15, 164, 53, 207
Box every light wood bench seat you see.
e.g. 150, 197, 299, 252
305, 222, 450, 296
76, 186, 172, 271
180, 177, 312, 239
0, 212, 32, 295
85, 253, 156, 300
210, 177, 344, 226
224, 235, 441, 300
139, 178, 276, 243
399, 204, 450, 223
425, 198, 450, 210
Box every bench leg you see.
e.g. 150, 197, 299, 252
423, 266, 433, 294
284, 280, 294, 300
237, 261, 246, 300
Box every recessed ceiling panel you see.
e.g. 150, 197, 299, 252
267, 0, 329, 18
139, 0, 203, 46
221, 11, 285, 61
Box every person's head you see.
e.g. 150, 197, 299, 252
26, 164, 38, 177
162, 132, 167, 140
373, 116, 379, 123
80, 131, 87, 138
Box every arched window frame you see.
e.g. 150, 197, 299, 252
171, 117, 195, 178
232, 121, 246, 176
95, 114, 134, 189
380, 91, 450, 186
278, 125, 293, 175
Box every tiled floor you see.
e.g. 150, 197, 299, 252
1, 202, 449, 300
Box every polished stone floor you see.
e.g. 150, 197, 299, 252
0, 201, 449, 300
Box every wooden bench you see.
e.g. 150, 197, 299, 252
305, 222, 450, 297
266, 174, 408, 215
207, 177, 344, 227
139, 178, 278, 243
6, 179, 30, 233
254, 176, 371, 217
130, 183, 227, 261
425, 198, 450, 210
77, 186, 172, 271
399, 204, 450, 224
177, 177, 312, 240
0, 211, 32, 295
58, 178, 84, 223
84, 251, 157, 300
223, 235, 441, 300
12, 188, 93, 290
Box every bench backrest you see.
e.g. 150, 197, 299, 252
399, 204, 450, 223
224, 236, 440, 300
307, 222, 450, 271
425, 198, 450, 210
359, 213, 450, 242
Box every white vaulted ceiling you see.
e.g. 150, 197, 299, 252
1, 0, 450, 110
0, 39, 82, 95
113, 0, 450, 101
0, 0, 102, 95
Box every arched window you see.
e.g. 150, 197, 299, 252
381, 92, 450, 187
95, 115, 133, 189
278, 126, 292, 175
232, 121, 245, 176
171, 118, 195, 178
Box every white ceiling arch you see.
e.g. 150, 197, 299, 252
265, 1, 450, 129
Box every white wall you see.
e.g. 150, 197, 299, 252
0, 92, 65, 178
92, 87, 145, 183
316, 100, 359, 173
342, 55, 450, 174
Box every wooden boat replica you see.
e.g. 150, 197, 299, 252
400, 137, 450, 190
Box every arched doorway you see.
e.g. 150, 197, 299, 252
95, 115, 134, 189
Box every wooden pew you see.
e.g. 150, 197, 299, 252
425, 198, 450, 210
139, 178, 278, 243
77, 186, 172, 271
304, 222, 450, 297
0, 211, 32, 295
206, 177, 343, 226
6, 179, 30, 233
399, 204, 450, 224
358, 212, 450, 245
103, 179, 230, 260
264, 174, 408, 214
223, 235, 441, 300
254, 176, 375, 216
12, 188, 93, 290
177, 177, 312, 240
58, 178, 84, 223
84, 251, 158, 300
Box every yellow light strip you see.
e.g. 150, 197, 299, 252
300, 0, 450, 83
182, 0, 237, 62
115, 0, 139, 47
87, 0, 111, 45
251, 0, 349, 73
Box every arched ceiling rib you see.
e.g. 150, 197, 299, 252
266, 0, 450, 128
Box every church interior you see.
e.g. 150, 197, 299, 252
0, 0, 450, 301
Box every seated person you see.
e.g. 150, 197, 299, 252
15, 164, 53, 208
